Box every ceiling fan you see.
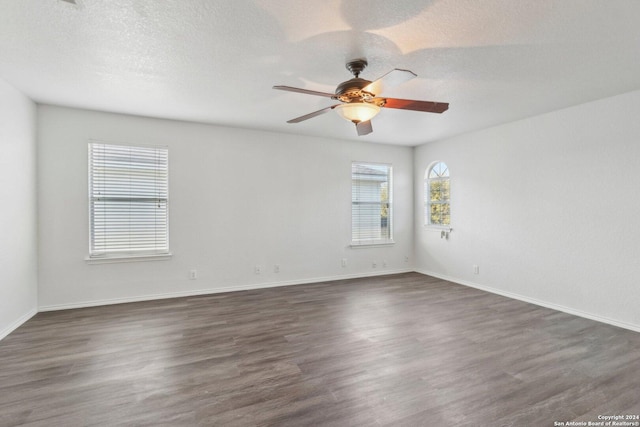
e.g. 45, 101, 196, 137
273, 59, 449, 136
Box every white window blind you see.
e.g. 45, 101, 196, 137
351, 162, 393, 245
88, 142, 169, 258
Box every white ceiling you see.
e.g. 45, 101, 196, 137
1, 0, 640, 146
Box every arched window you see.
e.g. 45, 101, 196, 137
425, 162, 450, 226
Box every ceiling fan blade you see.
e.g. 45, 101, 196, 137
355, 120, 373, 136
273, 85, 335, 98
362, 69, 416, 95
286, 105, 340, 123
377, 98, 449, 113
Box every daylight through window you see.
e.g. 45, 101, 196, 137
425, 161, 450, 226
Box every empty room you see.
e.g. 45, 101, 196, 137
2, 1, 640, 426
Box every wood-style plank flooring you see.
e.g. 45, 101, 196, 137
1, 273, 640, 426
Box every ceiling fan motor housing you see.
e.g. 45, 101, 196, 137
333, 58, 384, 105
334, 78, 374, 103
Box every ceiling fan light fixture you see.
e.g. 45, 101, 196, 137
335, 102, 380, 123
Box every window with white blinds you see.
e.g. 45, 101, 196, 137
88, 142, 169, 258
351, 162, 393, 245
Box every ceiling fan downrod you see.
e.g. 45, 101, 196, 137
345, 58, 368, 78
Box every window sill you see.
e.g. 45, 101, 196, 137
424, 225, 453, 232
85, 253, 173, 264
350, 241, 395, 248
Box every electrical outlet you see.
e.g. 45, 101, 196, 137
473, 265, 479, 274
404, 256, 409, 263
341, 258, 347, 268
189, 269, 197, 280
382, 260, 387, 268
274, 264, 280, 273
372, 262, 377, 268
254, 265, 261, 274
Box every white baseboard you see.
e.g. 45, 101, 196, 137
0, 308, 37, 341
38, 268, 414, 312
415, 269, 640, 334
22, 269, 640, 336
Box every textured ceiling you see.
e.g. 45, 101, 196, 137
1, 0, 640, 146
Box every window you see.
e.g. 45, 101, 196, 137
88, 142, 169, 259
425, 161, 450, 226
351, 162, 392, 245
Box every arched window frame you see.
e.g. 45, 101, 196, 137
425, 161, 450, 227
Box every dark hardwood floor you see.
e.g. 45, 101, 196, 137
1, 273, 639, 426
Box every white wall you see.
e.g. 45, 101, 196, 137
37, 105, 414, 309
414, 89, 640, 331
0, 78, 38, 339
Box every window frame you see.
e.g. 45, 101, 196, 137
87, 141, 171, 263
351, 161, 394, 247
425, 161, 451, 228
